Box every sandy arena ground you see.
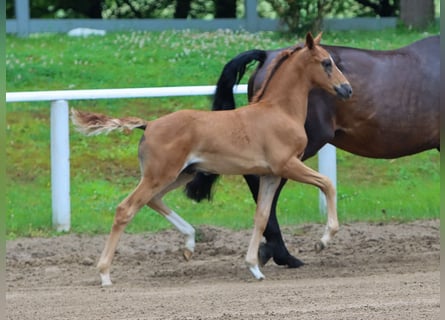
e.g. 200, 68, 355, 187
6, 220, 439, 320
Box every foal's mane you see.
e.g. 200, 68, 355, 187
251, 44, 303, 104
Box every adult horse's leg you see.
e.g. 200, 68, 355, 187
245, 175, 282, 279
243, 175, 304, 268
97, 178, 154, 286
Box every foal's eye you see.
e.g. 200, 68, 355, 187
321, 59, 332, 68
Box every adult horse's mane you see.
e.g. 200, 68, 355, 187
251, 45, 303, 103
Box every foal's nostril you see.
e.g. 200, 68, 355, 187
345, 84, 353, 96
335, 83, 352, 99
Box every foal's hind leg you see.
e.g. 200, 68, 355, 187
245, 175, 282, 279
97, 178, 154, 286
148, 197, 196, 260
278, 157, 339, 251
147, 173, 196, 260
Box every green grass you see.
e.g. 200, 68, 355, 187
6, 25, 440, 238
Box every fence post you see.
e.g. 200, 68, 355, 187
245, 0, 258, 32
50, 100, 70, 231
318, 144, 337, 215
15, 0, 30, 37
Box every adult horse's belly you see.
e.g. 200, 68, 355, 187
332, 118, 439, 159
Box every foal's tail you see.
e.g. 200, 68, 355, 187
71, 109, 147, 136
184, 49, 267, 202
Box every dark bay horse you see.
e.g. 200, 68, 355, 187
185, 35, 440, 268
72, 33, 352, 285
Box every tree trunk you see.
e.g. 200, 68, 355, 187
174, 0, 192, 18
214, 0, 237, 18
353, 0, 399, 17
86, 0, 104, 18
400, 0, 434, 29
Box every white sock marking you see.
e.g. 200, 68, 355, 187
165, 211, 196, 252
248, 264, 265, 280
100, 273, 112, 286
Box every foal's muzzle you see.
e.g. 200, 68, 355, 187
334, 83, 352, 99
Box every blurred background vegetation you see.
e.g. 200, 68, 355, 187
6, 0, 440, 33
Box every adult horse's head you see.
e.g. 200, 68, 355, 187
303, 32, 352, 99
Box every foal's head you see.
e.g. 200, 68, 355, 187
301, 32, 352, 99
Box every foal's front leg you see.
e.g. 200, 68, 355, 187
243, 174, 304, 268
279, 157, 339, 251
245, 175, 281, 279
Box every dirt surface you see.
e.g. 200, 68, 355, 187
6, 220, 439, 320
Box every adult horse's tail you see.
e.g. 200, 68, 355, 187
184, 49, 267, 202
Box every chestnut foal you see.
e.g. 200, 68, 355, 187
72, 32, 352, 285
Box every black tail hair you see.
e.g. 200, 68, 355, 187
184, 49, 268, 202
212, 49, 267, 111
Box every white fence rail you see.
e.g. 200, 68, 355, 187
6, 85, 336, 231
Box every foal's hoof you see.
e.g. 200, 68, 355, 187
248, 264, 265, 280
100, 273, 113, 287
183, 249, 193, 261
315, 241, 325, 253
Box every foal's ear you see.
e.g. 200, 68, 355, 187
305, 32, 314, 50
314, 32, 323, 45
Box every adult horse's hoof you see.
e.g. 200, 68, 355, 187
258, 242, 273, 267
284, 255, 305, 268
259, 242, 305, 268
183, 249, 193, 261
